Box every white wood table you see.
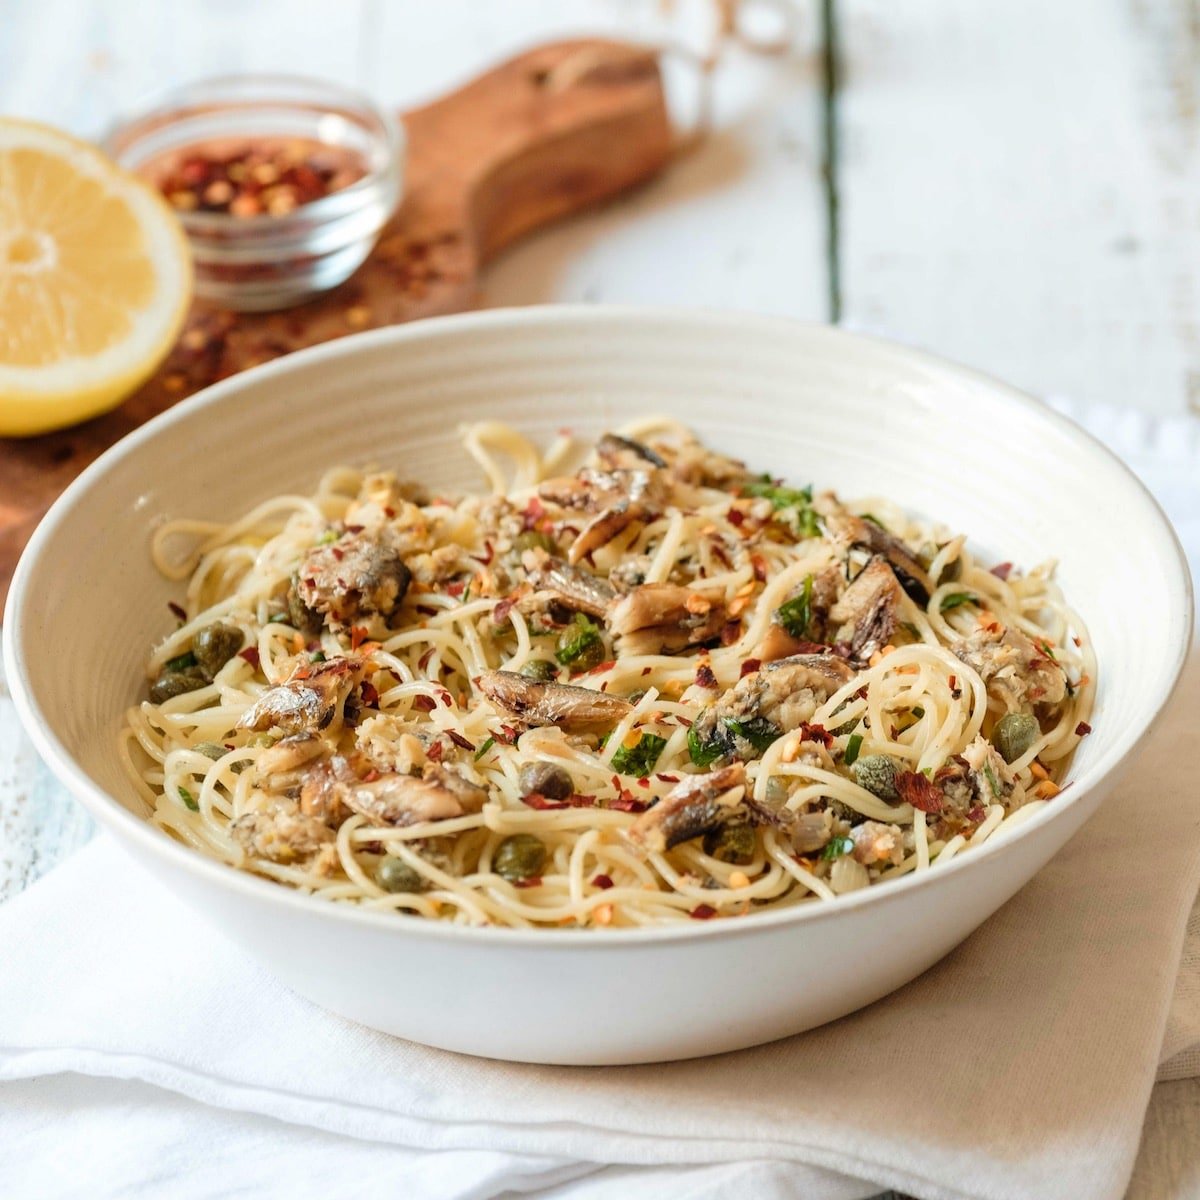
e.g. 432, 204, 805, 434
2, 1, 1197, 1195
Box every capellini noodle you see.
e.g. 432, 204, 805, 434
120, 420, 1095, 928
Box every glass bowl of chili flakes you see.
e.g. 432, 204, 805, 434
108, 74, 404, 311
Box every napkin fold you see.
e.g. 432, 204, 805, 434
3, 399, 1199, 1200
2, 650, 1198, 1200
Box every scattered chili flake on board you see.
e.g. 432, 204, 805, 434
689, 904, 717, 920
237, 646, 260, 668
895, 770, 943, 814
1075, 721, 1092, 737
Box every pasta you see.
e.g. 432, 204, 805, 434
119, 420, 1096, 929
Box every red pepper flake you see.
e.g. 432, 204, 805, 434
966, 804, 986, 823
383, 506, 396, 518
656, 773, 680, 784
471, 540, 495, 566
641, 666, 652, 677
719, 620, 741, 646
416, 605, 439, 617
695, 662, 718, 690
728, 508, 745, 527
497, 724, 520, 745
522, 792, 596, 811
592, 874, 614, 890
426, 740, 444, 762
167, 601, 187, 621
689, 904, 718, 920
521, 497, 546, 530
237, 646, 261, 668
1075, 721, 1092, 737
438, 688, 454, 707
1072, 636, 1082, 648
330, 546, 345, 561
446, 730, 475, 752
895, 771, 943, 814
800, 722, 833, 747
587, 659, 616, 675
636, 777, 651, 789
345, 524, 365, 534
674, 715, 694, 728
990, 561, 1014, 581
417, 646, 436, 672
412, 695, 436, 713
750, 554, 768, 582
739, 657, 762, 678
513, 877, 543, 889
492, 593, 520, 624
711, 543, 733, 570
361, 768, 381, 783
445, 580, 466, 598
349, 625, 369, 650
359, 681, 380, 707
608, 792, 649, 813
948, 674, 957, 690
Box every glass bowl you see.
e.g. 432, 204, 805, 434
107, 74, 404, 312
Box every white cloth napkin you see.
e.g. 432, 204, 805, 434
2, 401, 1199, 1200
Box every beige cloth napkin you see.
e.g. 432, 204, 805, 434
2, 654, 1198, 1200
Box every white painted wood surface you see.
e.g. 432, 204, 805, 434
1, 1, 1198, 1195
838, 0, 1200, 417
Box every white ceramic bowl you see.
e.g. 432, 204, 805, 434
5, 308, 1192, 1065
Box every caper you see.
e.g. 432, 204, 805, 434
703, 820, 757, 865
520, 658, 560, 682
493, 834, 547, 881
556, 623, 605, 670
377, 855, 428, 894
513, 529, 557, 555
148, 666, 209, 704
850, 754, 899, 801
193, 742, 227, 761
193, 622, 243, 679
992, 712, 1040, 764
286, 575, 322, 635
518, 760, 575, 801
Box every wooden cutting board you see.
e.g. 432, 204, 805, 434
0, 39, 672, 607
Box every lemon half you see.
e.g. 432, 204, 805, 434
0, 118, 192, 437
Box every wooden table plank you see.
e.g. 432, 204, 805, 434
835, 0, 1200, 416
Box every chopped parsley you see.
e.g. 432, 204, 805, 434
317, 529, 338, 545
939, 593, 977, 612
555, 614, 603, 666
165, 650, 197, 672
687, 725, 725, 768
474, 735, 496, 761
611, 732, 668, 777
309, 650, 326, 663
774, 575, 814, 639
982, 763, 1001, 799
724, 716, 781, 754
742, 474, 820, 538
843, 733, 863, 766
178, 785, 198, 812
821, 836, 855, 861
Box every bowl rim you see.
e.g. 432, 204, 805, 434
5, 305, 1193, 947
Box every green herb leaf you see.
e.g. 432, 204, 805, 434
843, 733, 863, 766
474, 735, 496, 762
555, 614, 603, 666
178, 785, 198, 812
317, 529, 338, 545
774, 575, 814, 639
743, 475, 820, 538
982, 763, 1000, 798
165, 650, 197, 672
611, 732, 668, 777
309, 650, 326, 663
821, 836, 855, 861
939, 592, 977, 612
687, 724, 724, 768
859, 513, 884, 528
724, 716, 781, 754
1038, 641, 1057, 660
